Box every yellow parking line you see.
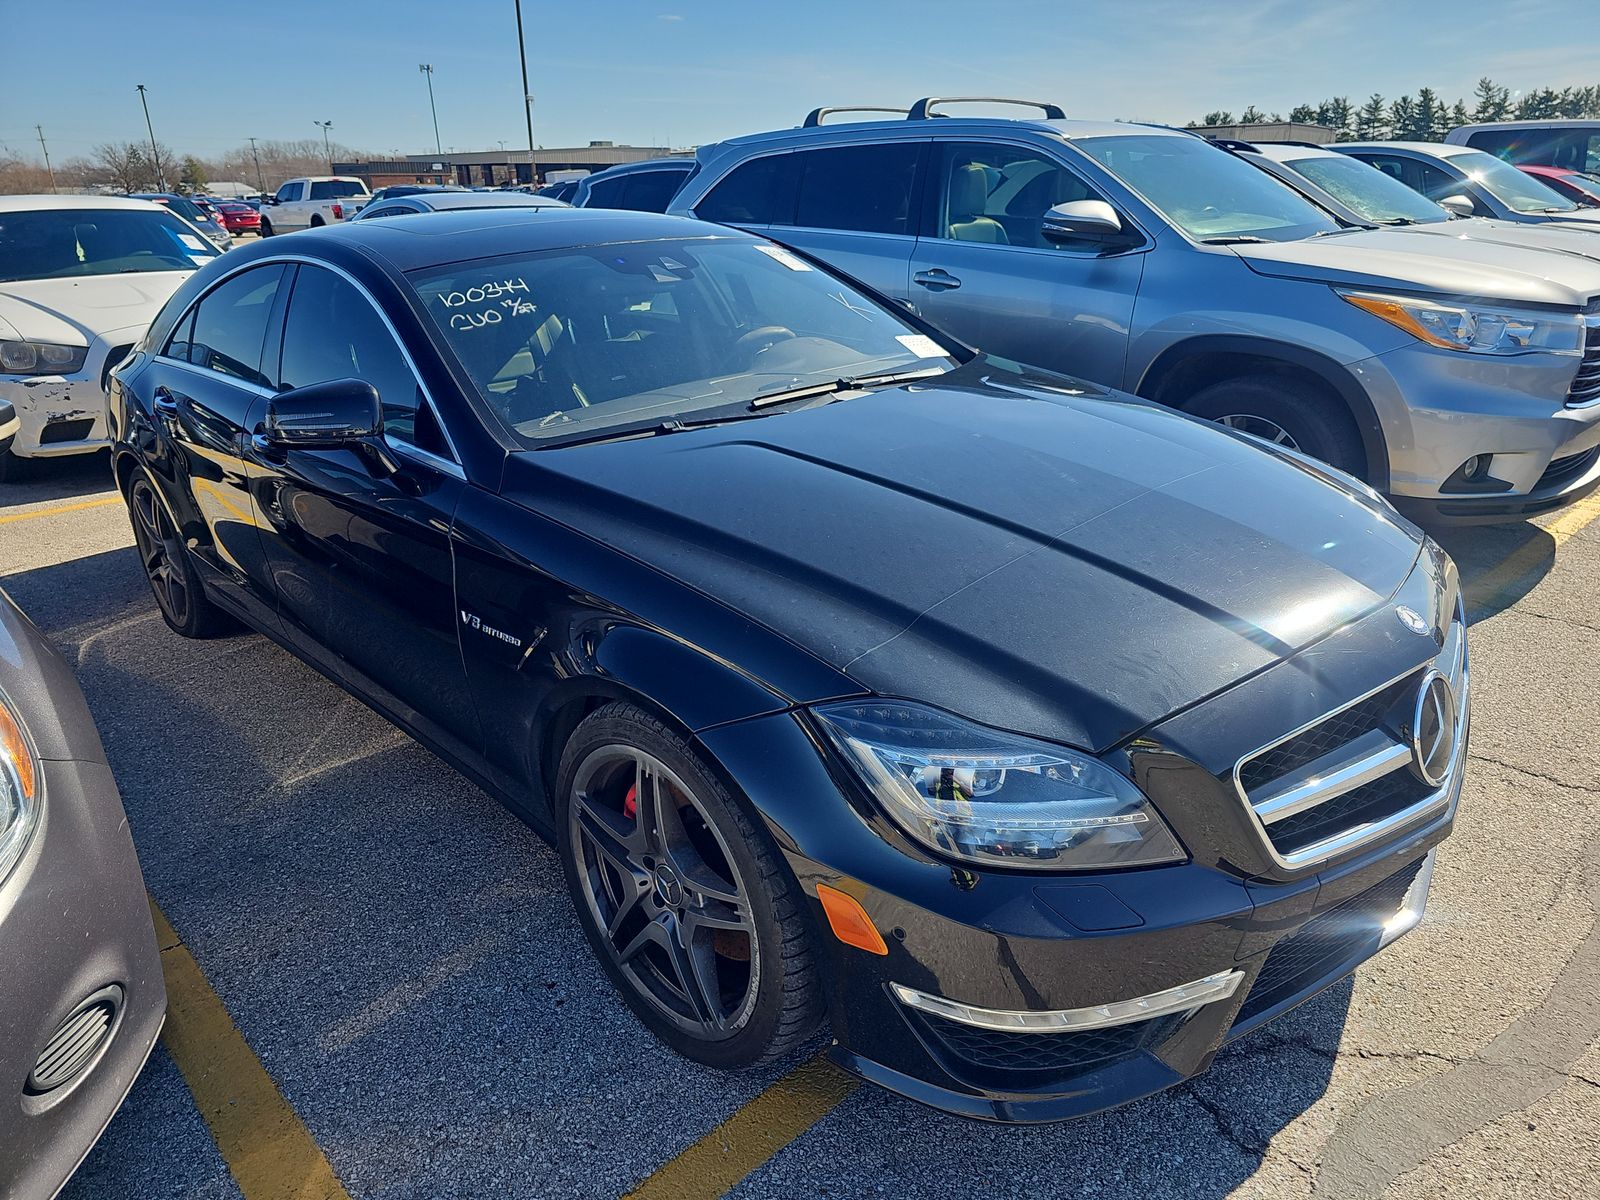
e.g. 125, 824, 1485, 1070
149, 900, 353, 1200
1465, 490, 1600, 607
0, 495, 121, 525
623, 1053, 858, 1200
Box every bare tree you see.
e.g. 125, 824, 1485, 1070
92, 142, 161, 193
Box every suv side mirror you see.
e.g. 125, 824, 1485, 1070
1437, 194, 1475, 217
258, 379, 382, 449
1042, 200, 1126, 242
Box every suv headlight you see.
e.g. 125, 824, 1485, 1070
0, 695, 39, 883
1338, 290, 1583, 356
0, 340, 90, 376
814, 701, 1185, 871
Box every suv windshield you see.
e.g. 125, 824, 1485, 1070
1079, 134, 1339, 242
0, 208, 221, 282
1284, 154, 1448, 225
1452, 150, 1578, 213
310, 180, 368, 200
411, 237, 959, 446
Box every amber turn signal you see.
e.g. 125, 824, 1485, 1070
816, 883, 888, 955
0, 701, 34, 800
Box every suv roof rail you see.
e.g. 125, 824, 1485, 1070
802, 106, 911, 128
907, 96, 1066, 121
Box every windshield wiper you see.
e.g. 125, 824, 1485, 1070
1199, 235, 1274, 245
750, 366, 948, 409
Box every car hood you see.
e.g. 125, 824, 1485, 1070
1412, 218, 1600, 265
1233, 228, 1600, 307
502, 364, 1423, 752
1535, 210, 1600, 230
0, 272, 193, 346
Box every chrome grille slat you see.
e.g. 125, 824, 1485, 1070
1253, 729, 1413, 825
1568, 314, 1600, 409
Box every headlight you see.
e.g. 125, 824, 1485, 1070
1338, 290, 1584, 356
0, 695, 39, 883
813, 701, 1185, 871
0, 340, 90, 376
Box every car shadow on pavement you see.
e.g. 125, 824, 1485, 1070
1431, 521, 1557, 625
0, 450, 116, 509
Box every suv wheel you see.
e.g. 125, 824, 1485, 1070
259, 217, 273, 237
556, 703, 824, 1069
1184, 375, 1366, 478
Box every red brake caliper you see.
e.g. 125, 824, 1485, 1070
623, 782, 638, 822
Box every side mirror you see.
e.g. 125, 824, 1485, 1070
1042, 199, 1126, 242
1437, 194, 1475, 217
258, 378, 382, 450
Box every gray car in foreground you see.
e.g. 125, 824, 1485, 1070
674, 100, 1600, 523
0, 590, 164, 1198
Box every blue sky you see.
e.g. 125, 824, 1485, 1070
6, 0, 1597, 162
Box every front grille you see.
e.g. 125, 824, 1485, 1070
39, 417, 94, 445
1569, 315, 1600, 407
27, 990, 120, 1093
1235, 859, 1423, 1025
916, 1010, 1180, 1077
1537, 445, 1600, 490
1233, 605, 1466, 867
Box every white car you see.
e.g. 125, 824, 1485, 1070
0, 195, 222, 480
258, 176, 370, 235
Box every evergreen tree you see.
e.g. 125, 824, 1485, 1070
1389, 95, 1417, 139
1472, 77, 1511, 122
1356, 94, 1388, 139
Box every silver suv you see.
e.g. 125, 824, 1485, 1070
672, 98, 1600, 522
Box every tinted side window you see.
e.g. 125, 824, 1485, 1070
617, 168, 689, 213
279, 267, 448, 456
585, 177, 626, 208
310, 180, 367, 200
696, 155, 794, 224
274, 182, 302, 203
791, 143, 922, 235
184, 265, 285, 387
1415, 161, 1484, 212
933, 142, 1101, 249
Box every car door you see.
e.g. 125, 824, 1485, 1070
272, 181, 307, 230
759, 140, 926, 305
908, 139, 1146, 388
142, 264, 287, 629
247, 262, 481, 758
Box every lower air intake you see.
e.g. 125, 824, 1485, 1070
27, 987, 121, 1094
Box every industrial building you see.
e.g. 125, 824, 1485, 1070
332, 141, 684, 188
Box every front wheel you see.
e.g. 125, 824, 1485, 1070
1184, 375, 1367, 479
259, 218, 273, 237
556, 703, 824, 1069
126, 474, 231, 638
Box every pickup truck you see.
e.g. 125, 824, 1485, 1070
259, 176, 370, 235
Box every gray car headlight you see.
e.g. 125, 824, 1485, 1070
0, 339, 90, 376
1338, 290, 1584, 356
814, 701, 1185, 871
0, 695, 39, 883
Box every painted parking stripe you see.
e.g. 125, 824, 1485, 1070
0, 495, 121, 525
150, 899, 353, 1200
623, 1053, 859, 1200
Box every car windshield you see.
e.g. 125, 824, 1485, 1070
1452, 150, 1578, 213
0, 208, 221, 282
1559, 172, 1600, 204
410, 237, 960, 446
1284, 154, 1449, 224
1079, 134, 1339, 242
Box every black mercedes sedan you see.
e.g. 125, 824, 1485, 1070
107, 209, 1466, 1122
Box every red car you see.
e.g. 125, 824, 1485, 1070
1517, 164, 1600, 208
210, 200, 262, 235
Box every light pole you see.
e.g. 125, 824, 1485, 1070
514, 0, 536, 177
134, 84, 165, 191
418, 64, 441, 155
247, 136, 266, 194
314, 120, 333, 167
35, 125, 57, 193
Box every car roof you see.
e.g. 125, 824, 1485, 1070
585, 159, 696, 179
406, 192, 568, 212
279, 207, 748, 272
1249, 143, 1342, 163
704, 116, 1167, 158
1337, 141, 1478, 158
0, 193, 169, 213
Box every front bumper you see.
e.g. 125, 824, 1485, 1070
1353, 340, 1600, 523
0, 757, 166, 1198
0, 338, 137, 461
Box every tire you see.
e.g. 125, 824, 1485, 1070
556, 703, 823, 1069
259, 217, 273, 237
1183, 374, 1367, 479
309, 215, 324, 228
125, 473, 232, 638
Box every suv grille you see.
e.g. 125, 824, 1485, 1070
1570, 314, 1600, 408
1233, 605, 1466, 867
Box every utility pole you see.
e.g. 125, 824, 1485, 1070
419, 64, 442, 155
135, 84, 165, 191
35, 125, 57, 193
247, 137, 266, 194
314, 120, 333, 166
515, 0, 536, 179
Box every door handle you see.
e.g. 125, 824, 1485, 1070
913, 269, 961, 291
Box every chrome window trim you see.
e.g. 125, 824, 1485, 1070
158, 253, 465, 466
149, 355, 277, 398
389, 438, 466, 480
1232, 607, 1467, 871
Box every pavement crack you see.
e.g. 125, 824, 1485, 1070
1186, 1086, 1268, 1160
1512, 607, 1600, 636
1467, 751, 1600, 795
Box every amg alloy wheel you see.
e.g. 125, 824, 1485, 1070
126, 475, 229, 638
557, 704, 822, 1067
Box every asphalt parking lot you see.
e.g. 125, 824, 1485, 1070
3, 452, 1599, 1200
